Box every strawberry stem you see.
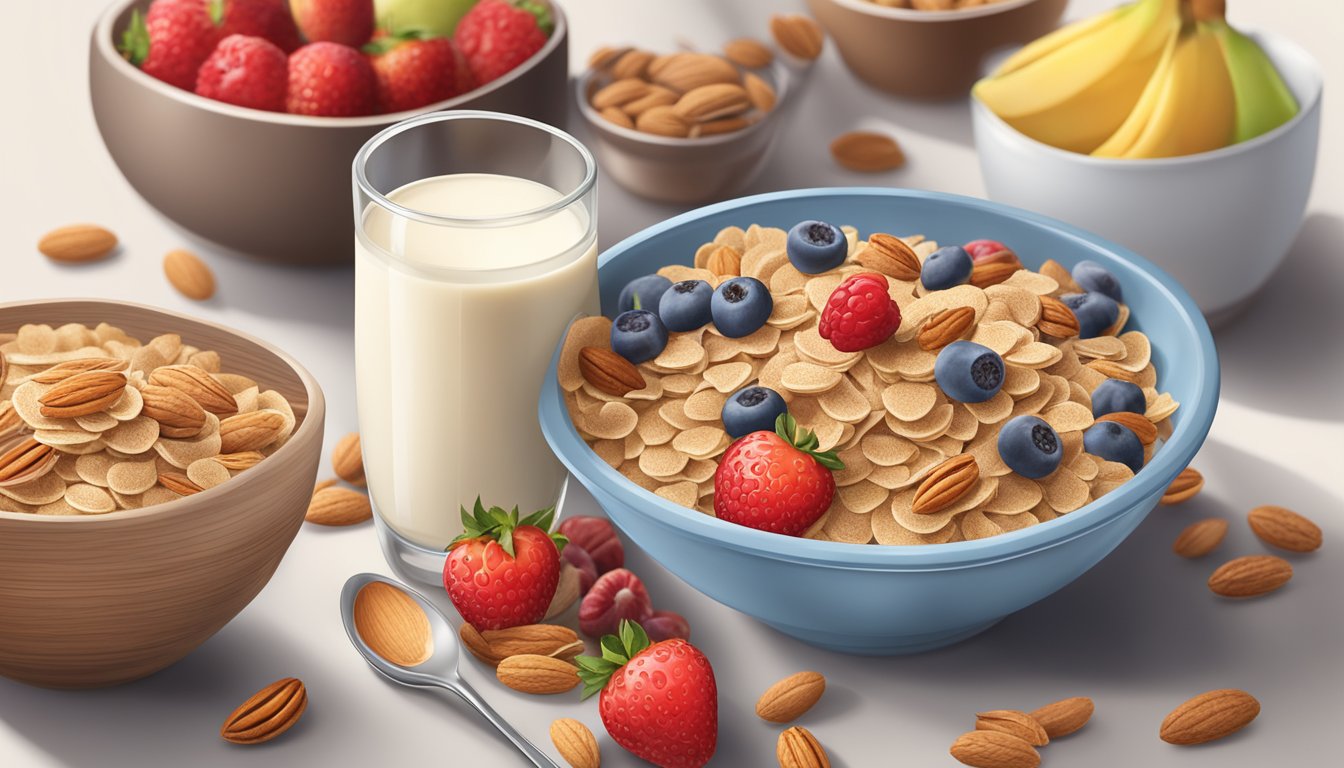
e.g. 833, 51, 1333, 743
450, 497, 567, 557
576, 620, 650, 699
775, 413, 844, 471
118, 10, 149, 67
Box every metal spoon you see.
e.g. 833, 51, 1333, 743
340, 573, 559, 767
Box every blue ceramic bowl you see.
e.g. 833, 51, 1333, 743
539, 188, 1219, 655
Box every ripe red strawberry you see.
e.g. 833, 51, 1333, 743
714, 414, 843, 536
219, 0, 302, 52
577, 621, 717, 768
818, 271, 902, 353
286, 41, 377, 116
119, 0, 223, 91
196, 35, 287, 111
289, 0, 375, 47
453, 0, 550, 86
368, 35, 474, 114
442, 499, 567, 631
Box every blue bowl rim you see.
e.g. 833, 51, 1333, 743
540, 187, 1219, 571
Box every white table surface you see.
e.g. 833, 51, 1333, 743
3, 1, 1341, 766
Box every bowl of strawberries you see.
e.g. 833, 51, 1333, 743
89, 0, 569, 265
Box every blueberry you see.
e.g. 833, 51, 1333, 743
786, 220, 848, 274
1060, 292, 1120, 338
658, 280, 713, 332
1091, 378, 1146, 418
711, 277, 773, 338
616, 274, 673, 316
920, 245, 974, 291
1084, 421, 1144, 473
1072, 260, 1122, 302
934, 341, 1004, 403
610, 309, 668, 364
721, 385, 788, 438
997, 415, 1063, 479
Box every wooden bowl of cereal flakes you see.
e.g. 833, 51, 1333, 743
0, 299, 324, 688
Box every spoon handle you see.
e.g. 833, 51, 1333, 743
449, 679, 560, 767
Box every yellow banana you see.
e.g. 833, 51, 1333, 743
973, 0, 1180, 154
1092, 25, 1180, 157
992, 5, 1129, 78
1117, 22, 1236, 159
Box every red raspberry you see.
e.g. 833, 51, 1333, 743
818, 272, 902, 352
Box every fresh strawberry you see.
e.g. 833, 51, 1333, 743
219, 0, 302, 52
453, 0, 550, 86
714, 413, 843, 536
196, 34, 287, 111
289, 0, 375, 47
818, 272, 902, 353
577, 621, 717, 768
286, 41, 377, 116
367, 34, 474, 114
119, 0, 223, 91
442, 499, 567, 631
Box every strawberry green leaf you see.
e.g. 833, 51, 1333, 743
574, 620, 653, 700
516, 0, 554, 35
600, 635, 628, 665
497, 526, 514, 558
118, 10, 149, 67
208, 0, 225, 26
774, 413, 845, 471
520, 506, 556, 531
448, 498, 564, 556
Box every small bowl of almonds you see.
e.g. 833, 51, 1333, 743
577, 21, 820, 204
0, 299, 324, 688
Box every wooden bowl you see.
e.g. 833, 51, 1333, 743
805, 0, 1067, 101
0, 300, 325, 688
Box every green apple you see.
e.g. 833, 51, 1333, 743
374, 0, 477, 37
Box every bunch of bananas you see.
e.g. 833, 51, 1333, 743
974, 0, 1298, 159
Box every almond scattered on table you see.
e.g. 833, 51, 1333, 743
830, 131, 906, 172
1247, 504, 1322, 552
163, 249, 217, 301
304, 486, 371, 526
331, 432, 365, 486
949, 729, 1040, 768
1160, 467, 1203, 504
1028, 697, 1093, 739
459, 622, 584, 668
756, 670, 827, 723
219, 677, 307, 745
1159, 689, 1259, 745
776, 725, 830, 768
1172, 518, 1228, 558
975, 710, 1049, 747
1207, 554, 1292, 598
496, 653, 581, 695
38, 224, 118, 264
550, 718, 601, 768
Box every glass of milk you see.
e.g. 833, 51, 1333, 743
353, 111, 598, 585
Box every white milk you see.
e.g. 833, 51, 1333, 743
356, 173, 598, 549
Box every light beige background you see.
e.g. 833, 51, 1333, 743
2, 1, 1341, 766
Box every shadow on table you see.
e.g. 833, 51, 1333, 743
1215, 211, 1344, 421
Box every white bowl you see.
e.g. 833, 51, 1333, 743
972, 30, 1322, 325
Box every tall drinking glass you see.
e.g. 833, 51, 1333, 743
353, 111, 598, 585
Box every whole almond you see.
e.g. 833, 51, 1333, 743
591, 78, 649, 110
1247, 505, 1322, 552
305, 486, 372, 526
756, 670, 826, 723
599, 105, 635, 129
0, 402, 22, 441
1029, 697, 1093, 739
976, 710, 1048, 747
481, 623, 584, 662
1208, 555, 1292, 598
692, 117, 751, 138
858, 233, 922, 281
1160, 689, 1259, 745
650, 53, 740, 93
636, 105, 692, 138
744, 72, 777, 112
913, 454, 978, 514
141, 384, 208, 438
219, 410, 286, 453
1086, 359, 1139, 383
1160, 467, 1203, 504
159, 472, 204, 496
830, 131, 905, 172
38, 224, 118, 263
0, 438, 58, 488
148, 365, 239, 415
1037, 295, 1081, 339
164, 249, 216, 301
38, 371, 127, 418
950, 730, 1039, 768
550, 718, 601, 768
29, 357, 128, 385
545, 563, 583, 620
673, 83, 751, 122
724, 38, 773, 69
587, 45, 628, 71
770, 14, 825, 61
610, 49, 655, 80
220, 677, 307, 745
579, 346, 646, 396
970, 261, 1021, 289
331, 432, 366, 487
620, 85, 679, 118
706, 245, 742, 277
918, 307, 976, 351
1098, 412, 1157, 445
777, 726, 829, 768
1172, 518, 1228, 558
496, 654, 580, 695
460, 623, 502, 666
215, 451, 266, 471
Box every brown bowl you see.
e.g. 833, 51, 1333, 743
805, 0, 1067, 101
0, 300, 325, 688
89, 0, 570, 266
